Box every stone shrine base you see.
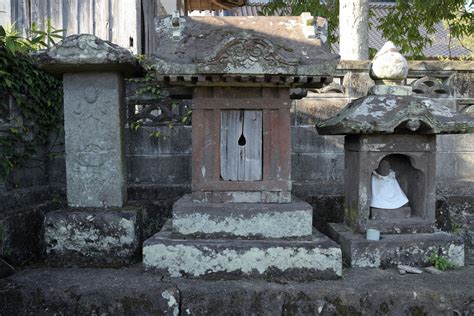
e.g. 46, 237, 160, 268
172, 194, 313, 239
143, 222, 342, 280
44, 208, 142, 267
328, 223, 464, 268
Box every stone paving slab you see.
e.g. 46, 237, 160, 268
1, 266, 473, 315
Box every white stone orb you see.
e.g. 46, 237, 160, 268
370, 41, 408, 81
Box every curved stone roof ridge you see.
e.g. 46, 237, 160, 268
316, 94, 474, 135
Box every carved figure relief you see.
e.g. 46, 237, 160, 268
71, 84, 109, 125
197, 37, 299, 69
76, 144, 109, 167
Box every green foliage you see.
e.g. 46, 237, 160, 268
378, 0, 473, 58
258, 0, 339, 46
260, 0, 473, 59
0, 21, 63, 179
127, 61, 192, 138
429, 251, 457, 271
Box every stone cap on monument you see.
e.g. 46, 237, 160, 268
34, 34, 143, 77
151, 13, 339, 87
316, 41, 474, 135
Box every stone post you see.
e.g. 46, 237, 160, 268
36, 34, 142, 208
339, 0, 369, 60
0, 0, 10, 27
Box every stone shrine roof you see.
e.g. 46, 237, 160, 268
34, 34, 143, 77
152, 14, 339, 86
316, 94, 474, 135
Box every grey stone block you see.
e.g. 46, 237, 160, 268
44, 209, 141, 267
293, 97, 349, 125
328, 223, 464, 268
0, 205, 48, 266
63, 72, 127, 208
128, 126, 192, 155
143, 223, 342, 280
172, 194, 313, 239
297, 153, 344, 181
128, 154, 191, 184
370, 206, 411, 220
292, 126, 344, 153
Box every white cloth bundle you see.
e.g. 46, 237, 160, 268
370, 170, 409, 209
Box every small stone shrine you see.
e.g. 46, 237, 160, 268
143, 13, 343, 279
317, 42, 474, 268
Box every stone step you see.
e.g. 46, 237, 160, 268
3, 266, 474, 315
364, 217, 436, 234
143, 222, 342, 280
370, 206, 411, 220
328, 223, 464, 268
172, 194, 313, 239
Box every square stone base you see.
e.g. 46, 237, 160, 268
172, 194, 313, 239
143, 222, 342, 280
327, 223, 464, 268
44, 208, 141, 267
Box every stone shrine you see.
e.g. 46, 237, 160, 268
143, 13, 343, 279
317, 42, 474, 268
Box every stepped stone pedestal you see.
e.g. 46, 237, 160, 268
143, 198, 342, 280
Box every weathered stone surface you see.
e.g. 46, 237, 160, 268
143, 223, 342, 280
153, 15, 338, 78
0, 203, 55, 267
369, 85, 412, 96
0, 259, 15, 278
371, 206, 412, 220
172, 194, 313, 239
317, 94, 474, 135
35, 34, 142, 76
44, 209, 141, 267
2, 266, 474, 315
64, 72, 127, 208
425, 266, 442, 274
370, 42, 408, 83
0, 267, 180, 315
328, 223, 464, 268
436, 195, 474, 264
342, 134, 437, 233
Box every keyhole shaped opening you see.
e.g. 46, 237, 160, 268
238, 133, 246, 146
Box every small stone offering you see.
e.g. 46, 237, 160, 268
397, 265, 423, 274
424, 266, 442, 275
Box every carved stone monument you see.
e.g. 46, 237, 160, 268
37, 34, 142, 208
317, 42, 474, 268
36, 35, 143, 266
143, 14, 343, 279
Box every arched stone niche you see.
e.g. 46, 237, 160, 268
369, 154, 425, 220
343, 134, 437, 234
